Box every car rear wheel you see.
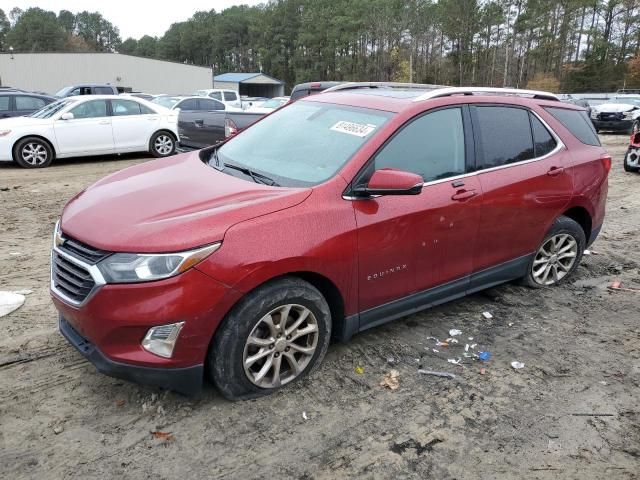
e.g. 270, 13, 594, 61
13, 137, 54, 168
521, 216, 585, 288
632, 120, 640, 135
624, 147, 640, 172
208, 277, 331, 400
149, 131, 176, 158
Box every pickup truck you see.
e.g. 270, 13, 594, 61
177, 110, 265, 151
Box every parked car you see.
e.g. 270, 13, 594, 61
240, 96, 269, 109
624, 131, 640, 172
590, 97, 640, 133
51, 85, 609, 399
193, 89, 242, 109
0, 95, 179, 168
177, 105, 264, 151
0, 92, 56, 118
245, 96, 290, 113
55, 84, 120, 97
290, 81, 344, 101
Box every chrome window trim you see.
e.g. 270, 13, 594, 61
341, 108, 565, 200
50, 245, 106, 307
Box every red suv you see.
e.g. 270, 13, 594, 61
51, 85, 610, 400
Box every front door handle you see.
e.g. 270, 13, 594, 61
98, 120, 110, 125
451, 189, 478, 201
547, 166, 564, 176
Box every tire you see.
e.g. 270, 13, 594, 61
13, 137, 54, 168
149, 131, 176, 158
624, 147, 640, 172
208, 277, 332, 400
521, 216, 586, 288
632, 120, 640, 135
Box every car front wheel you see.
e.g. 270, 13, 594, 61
13, 137, 54, 168
521, 216, 585, 288
149, 131, 176, 158
208, 277, 331, 400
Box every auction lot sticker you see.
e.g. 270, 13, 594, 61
330, 121, 377, 137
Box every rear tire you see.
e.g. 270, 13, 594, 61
208, 277, 331, 400
13, 137, 54, 168
149, 131, 176, 158
624, 148, 640, 172
521, 216, 585, 288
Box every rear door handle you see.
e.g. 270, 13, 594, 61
547, 166, 564, 176
451, 189, 478, 201
98, 120, 110, 125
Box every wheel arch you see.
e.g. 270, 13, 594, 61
561, 205, 592, 241
12, 134, 57, 161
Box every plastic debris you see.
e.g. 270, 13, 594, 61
432, 349, 439, 353
445, 338, 459, 344
508, 322, 514, 327
464, 344, 469, 352
12, 289, 33, 295
418, 369, 456, 379
53, 425, 64, 435
511, 361, 525, 369
478, 351, 491, 361
482, 311, 493, 319
0, 291, 25, 318
449, 329, 462, 336
447, 358, 461, 365
583, 249, 591, 256
302, 411, 308, 420
380, 370, 400, 390
151, 431, 173, 441
470, 344, 477, 349
609, 281, 640, 292
468, 337, 474, 341
480, 368, 486, 375
387, 356, 396, 364
435, 341, 449, 347
354, 366, 365, 375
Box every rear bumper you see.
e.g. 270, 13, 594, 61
59, 315, 203, 396
592, 119, 632, 131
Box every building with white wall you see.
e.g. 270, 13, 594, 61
0, 53, 213, 95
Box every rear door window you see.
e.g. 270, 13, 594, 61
473, 106, 534, 169
209, 92, 223, 101
177, 99, 198, 110
111, 99, 142, 116
0, 96, 10, 111
374, 107, 466, 182
530, 114, 557, 157
224, 91, 238, 101
199, 99, 224, 111
16, 96, 47, 110
94, 87, 114, 94
544, 107, 600, 146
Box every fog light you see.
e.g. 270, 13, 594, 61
142, 321, 185, 358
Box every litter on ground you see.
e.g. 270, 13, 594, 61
449, 329, 462, 336
482, 311, 493, 319
478, 351, 491, 361
447, 358, 461, 365
0, 291, 25, 318
511, 361, 525, 369
418, 369, 456, 379
380, 370, 400, 390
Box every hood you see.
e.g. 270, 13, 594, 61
593, 103, 637, 113
60, 152, 312, 253
0, 116, 51, 127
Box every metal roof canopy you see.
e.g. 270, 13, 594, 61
214, 72, 283, 85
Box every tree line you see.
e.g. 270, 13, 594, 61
2, 1, 640, 93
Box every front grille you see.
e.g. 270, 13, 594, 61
52, 251, 96, 303
59, 236, 110, 263
598, 112, 624, 121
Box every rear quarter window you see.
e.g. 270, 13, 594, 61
544, 107, 600, 146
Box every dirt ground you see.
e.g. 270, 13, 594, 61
0, 137, 639, 480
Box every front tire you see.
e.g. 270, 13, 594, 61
13, 137, 54, 168
149, 131, 176, 158
624, 147, 640, 172
208, 277, 331, 400
521, 216, 585, 288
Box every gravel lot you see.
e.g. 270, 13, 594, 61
1, 138, 639, 479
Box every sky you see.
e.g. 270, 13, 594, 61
0, 0, 264, 39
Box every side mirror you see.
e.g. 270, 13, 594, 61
60, 112, 74, 120
354, 168, 423, 197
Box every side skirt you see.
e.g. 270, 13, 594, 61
356, 254, 533, 334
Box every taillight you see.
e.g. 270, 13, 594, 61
225, 118, 238, 138
601, 155, 612, 174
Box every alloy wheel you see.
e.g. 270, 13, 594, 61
21, 143, 48, 166
627, 148, 640, 168
243, 304, 319, 389
532, 233, 578, 285
154, 135, 173, 155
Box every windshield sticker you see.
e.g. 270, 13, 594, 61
330, 121, 377, 137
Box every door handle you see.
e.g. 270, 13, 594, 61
98, 120, 110, 125
451, 189, 478, 201
194, 119, 204, 128
147, 116, 159, 121
547, 166, 564, 176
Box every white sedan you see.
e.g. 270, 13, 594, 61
245, 96, 290, 113
0, 95, 179, 168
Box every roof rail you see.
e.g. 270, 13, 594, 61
323, 82, 447, 93
413, 87, 559, 102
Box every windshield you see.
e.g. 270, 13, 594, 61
216, 101, 392, 187
30, 99, 75, 118
611, 97, 640, 106
259, 98, 288, 109
152, 96, 182, 108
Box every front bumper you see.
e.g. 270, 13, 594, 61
591, 119, 632, 132
59, 315, 203, 395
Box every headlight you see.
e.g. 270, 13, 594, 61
590, 110, 598, 119
0, 129, 12, 136
98, 243, 220, 283
623, 111, 634, 120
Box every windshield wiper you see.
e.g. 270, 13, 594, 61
209, 150, 279, 186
